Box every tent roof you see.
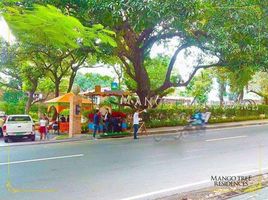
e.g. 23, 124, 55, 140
81, 90, 130, 97
45, 92, 92, 104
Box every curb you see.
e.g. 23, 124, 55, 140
1, 121, 268, 147
0, 138, 90, 148
146, 121, 268, 134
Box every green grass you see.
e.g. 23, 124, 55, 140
55, 134, 69, 140
99, 132, 131, 138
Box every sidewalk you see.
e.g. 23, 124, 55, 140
1, 119, 268, 147
147, 119, 268, 134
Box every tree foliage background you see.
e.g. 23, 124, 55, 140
0, 0, 267, 112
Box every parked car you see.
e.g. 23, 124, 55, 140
3, 115, 35, 143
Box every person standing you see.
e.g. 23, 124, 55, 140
93, 110, 100, 139
103, 109, 110, 133
43, 114, 49, 140
0, 116, 4, 138
60, 115, 66, 122
52, 121, 58, 134
39, 115, 47, 140
133, 109, 141, 139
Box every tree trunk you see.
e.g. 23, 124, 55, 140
218, 80, 226, 106
191, 96, 197, 105
55, 79, 60, 97
118, 77, 122, 90
237, 90, 244, 102
219, 95, 224, 106
25, 91, 34, 114
133, 52, 151, 108
67, 71, 77, 93
264, 97, 268, 105
25, 81, 38, 114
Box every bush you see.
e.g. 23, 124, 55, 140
114, 105, 268, 128
0, 100, 48, 117
81, 123, 89, 133
0, 100, 25, 114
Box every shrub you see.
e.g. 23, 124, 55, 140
81, 123, 89, 133
115, 105, 268, 128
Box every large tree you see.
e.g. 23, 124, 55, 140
2, 0, 267, 108
30, 0, 267, 108
0, 42, 53, 113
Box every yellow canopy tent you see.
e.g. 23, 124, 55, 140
45, 92, 92, 113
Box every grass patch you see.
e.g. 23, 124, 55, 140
99, 132, 131, 138
55, 134, 69, 140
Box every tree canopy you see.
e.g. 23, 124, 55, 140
74, 72, 114, 91
1, 0, 268, 110
29, 0, 266, 107
1, 3, 116, 112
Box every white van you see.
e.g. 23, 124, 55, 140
3, 115, 35, 143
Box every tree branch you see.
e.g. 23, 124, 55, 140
248, 90, 267, 98
137, 28, 154, 45
0, 81, 21, 91
152, 42, 192, 95
31, 92, 51, 105
166, 43, 191, 82
142, 31, 185, 52
118, 54, 135, 80
176, 62, 226, 87
152, 61, 226, 96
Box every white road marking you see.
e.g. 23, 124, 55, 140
205, 135, 247, 142
120, 167, 268, 200
120, 180, 210, 200
0, 154, 84, 166
230, 167, 268, 176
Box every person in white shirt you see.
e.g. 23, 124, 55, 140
133, 109, 145, 139
39, 116, 47, 140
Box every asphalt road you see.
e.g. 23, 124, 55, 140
1, 124, 268, 200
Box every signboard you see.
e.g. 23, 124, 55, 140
111, 82, 118, 91
95, 85, 101, 93
75, 105, 81, 115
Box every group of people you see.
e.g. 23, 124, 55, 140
39, 114, 71, 138
92, 109, 127, 139
37, 108, 211, 141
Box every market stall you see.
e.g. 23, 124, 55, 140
45, 92, 92, 133
82, 86, 130, 133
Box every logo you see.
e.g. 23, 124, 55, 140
211, 176, 252, 187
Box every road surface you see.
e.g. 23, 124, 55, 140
1, 124, 268, 200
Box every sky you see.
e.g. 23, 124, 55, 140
0, 16, 15, 43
